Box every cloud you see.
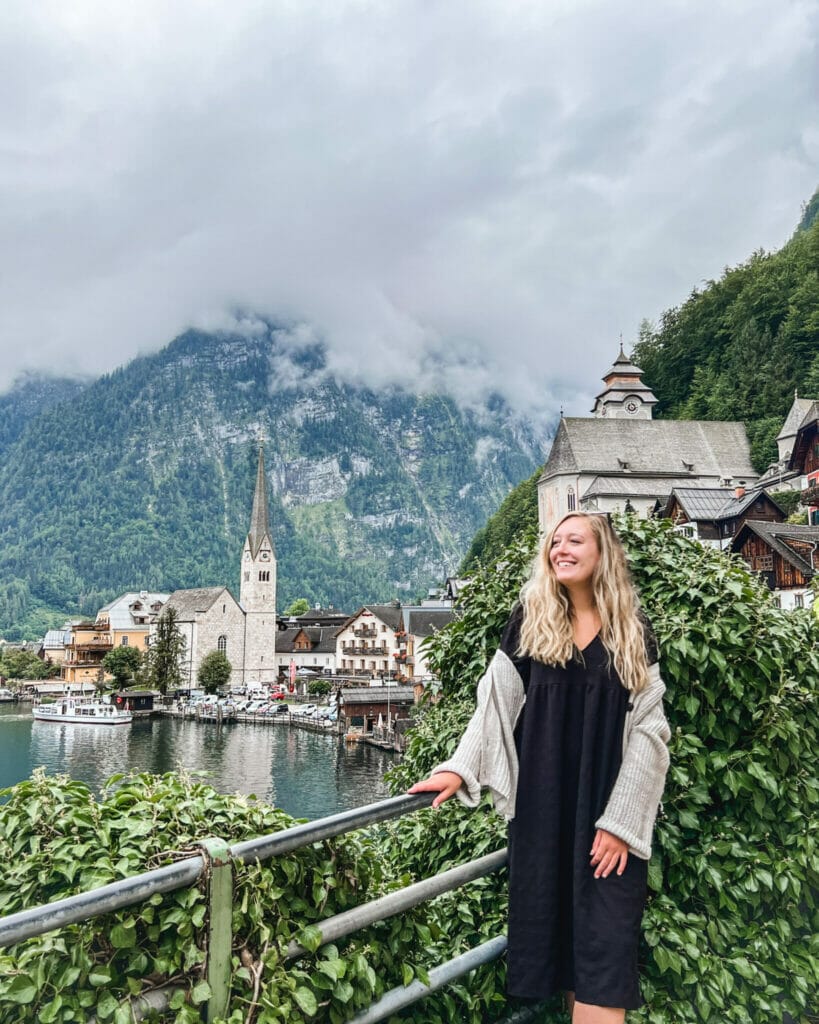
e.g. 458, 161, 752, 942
0, 0, 816, 417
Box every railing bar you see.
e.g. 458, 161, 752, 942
0, 858, 204, 949
285, 848, 508, 960
349, 935, 508, 1024
0, 792, 436, 949
230, 792, 435, 863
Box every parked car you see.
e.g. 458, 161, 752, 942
274, 703, 290, 714
271, 690, 287, 700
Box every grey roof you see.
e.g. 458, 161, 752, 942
731, 521, 819, 576
776, 397, 818, 441
341, 686, 416, 704
98, 592, 169, 629
164, 587, 235, 620
582, 476, 693, 499
668, 487, 784, 522
247, 443, 274, 558
42, 629, 69, 648
602, 345, 645, 379
403, 609, 457, 636
340, 604, 404, 631
276, 626, 337, 654
540, 418, 757, 481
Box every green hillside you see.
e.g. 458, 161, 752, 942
0, 327, 544, 639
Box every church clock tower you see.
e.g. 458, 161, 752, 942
591, 342, 658, 419
240, 442, 277, 684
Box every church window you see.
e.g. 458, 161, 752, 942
217, 635, 227, 654
567, 487, 576, 512
244, 572, 250, 582
223, 604, 226, 614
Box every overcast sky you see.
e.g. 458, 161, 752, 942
1, 0, 816, 421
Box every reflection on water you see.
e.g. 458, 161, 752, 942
0, 706, 395, 820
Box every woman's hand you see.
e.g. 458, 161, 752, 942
590, 829, 629, 878
408, 771, 463, 809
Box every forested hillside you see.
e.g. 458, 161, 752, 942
633, 196, 819, 471
0, 326, 545, 639
459, 189, 819, 570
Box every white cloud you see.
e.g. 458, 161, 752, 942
0, 0, 816, 416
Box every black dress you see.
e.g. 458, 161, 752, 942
502, 610, 650, 1009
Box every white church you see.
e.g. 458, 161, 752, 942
153, 445, 279, 688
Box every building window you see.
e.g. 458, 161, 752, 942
258, 570, 270, 582
795, 594, 804, 608
120, 636, 129, 646
244, 572, 250, 581
567, 487, 576, 512
217, 635, 227, 654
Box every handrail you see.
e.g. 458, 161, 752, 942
0, 790, 510, 1022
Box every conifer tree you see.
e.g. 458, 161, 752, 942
146, 607, 185, 694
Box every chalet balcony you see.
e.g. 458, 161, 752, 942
343, 644, 388, 656
353, 627, 378, 638
68, 637, 114, 650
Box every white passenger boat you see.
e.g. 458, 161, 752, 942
33, 698, 132, 725
0, 687, 16, 702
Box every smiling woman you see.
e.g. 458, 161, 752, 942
411, 511, 669, 1024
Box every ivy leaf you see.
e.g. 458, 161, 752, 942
292, 987, 317, 1016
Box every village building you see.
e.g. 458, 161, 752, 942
756, 394, 819, 492
339, 685, 416, 738
152, 444, 278, 689
61, 591, 168, 685
730, 522, 818, 610
661, 486, 785, 549
275, 624, 338, 680
395, 608, 457, 681
335, 604, 456, 683
40, 625, 73, 667
788, 407, 819, 526
538, 347, 759, 530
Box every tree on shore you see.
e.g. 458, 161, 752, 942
145, 607, 185, 694
102, 646, 142, 688
197, 650, 231, 694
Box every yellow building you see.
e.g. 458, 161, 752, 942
61, 592, 168, 685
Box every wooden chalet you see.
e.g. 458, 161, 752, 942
340, 686, 416, 735
730, 521, 819, 610
662, 486, 785, 547
789, 410, 819, 526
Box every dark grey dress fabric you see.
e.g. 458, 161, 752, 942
502, 609, 651, 1009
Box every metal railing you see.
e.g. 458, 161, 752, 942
0, 793, 509, 1023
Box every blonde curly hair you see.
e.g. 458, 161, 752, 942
518, 512, 650, 692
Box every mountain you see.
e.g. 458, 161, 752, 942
0, 373, 88, 457
0, 325, 547, 638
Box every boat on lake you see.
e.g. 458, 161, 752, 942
33, 698, 133, 725
0, 688, 16, 702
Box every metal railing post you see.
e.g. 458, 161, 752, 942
196, 838, 233, 1023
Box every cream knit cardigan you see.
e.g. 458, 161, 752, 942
434, 649, 671, 860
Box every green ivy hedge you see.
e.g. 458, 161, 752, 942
387, 515, 819, 1023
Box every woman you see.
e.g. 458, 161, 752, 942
410, 512, 670, 1024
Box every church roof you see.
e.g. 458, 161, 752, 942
601, 345, 646, 380
164, 587, 235, 620
540, 418, 756, 481
776, 397, 818, 442
582, 476, 692, 500
247, 444, 274, 558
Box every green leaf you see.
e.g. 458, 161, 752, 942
191, 980, 212, 1005
5, 974, 38, 1004
110, 923, 136, 949
293, 987, 318, 1016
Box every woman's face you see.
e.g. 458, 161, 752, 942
549, 516, 601, 589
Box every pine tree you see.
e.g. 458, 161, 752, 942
146, 607, 185, 694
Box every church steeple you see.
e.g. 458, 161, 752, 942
247, 442, 273, 557
591, 340, 658, 419
239, 438, 277, 684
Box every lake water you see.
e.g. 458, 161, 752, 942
0, 704, 396, 820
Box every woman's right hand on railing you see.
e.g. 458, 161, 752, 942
408, 771, 463, 809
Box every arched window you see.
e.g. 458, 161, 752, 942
567, 487, 576, 511
217, 635, 227, 654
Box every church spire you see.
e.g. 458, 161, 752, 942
247, 442, 273, 557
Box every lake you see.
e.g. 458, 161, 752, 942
0, 704, 396, 820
